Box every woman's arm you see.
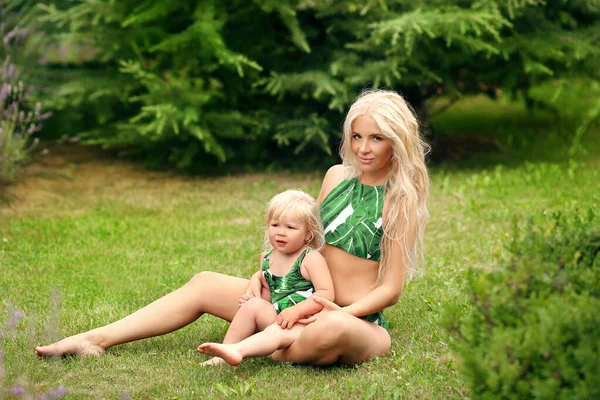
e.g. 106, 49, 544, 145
276, 251, 334, 328
342, 206, 415, 317
341, 239, 407, 317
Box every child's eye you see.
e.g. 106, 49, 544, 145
271, 223, 279, 227
287, 225, 296, 230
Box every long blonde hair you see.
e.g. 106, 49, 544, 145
263, 189, 326, 253
340, 89, 430, 278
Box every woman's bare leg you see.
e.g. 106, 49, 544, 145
270, 311, 391, 366
199, 323, 303, 366
35, 272, 248, 357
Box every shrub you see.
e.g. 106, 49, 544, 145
30, 1, 600, 169
444, 209, 600, 399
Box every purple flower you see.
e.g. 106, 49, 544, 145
2, 28, 16, 45
39, 111, 53, 120
0, 83, 8, 102
10, 386, 25, 396
7, 63, 15, 79
47, 385, 67, 398
6, 309, 25, 329
68, 136, 80, 143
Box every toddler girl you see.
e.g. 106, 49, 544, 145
197, 189, 334, 366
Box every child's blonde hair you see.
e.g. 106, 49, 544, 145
263, 189, 325, 252
340, 89, 430, 279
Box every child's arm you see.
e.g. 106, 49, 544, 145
239, 253, 270, 307
258, 270, 271, 302
238, 271, 263, 307
276, 251, 334, 329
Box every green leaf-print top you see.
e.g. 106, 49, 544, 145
262, 248, 315, 313
320, 178, 384, 261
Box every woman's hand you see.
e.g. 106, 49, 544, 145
297, 296, 342, 324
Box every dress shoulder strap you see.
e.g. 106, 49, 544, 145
292, 248, 312, 271
261, 250, 273, 271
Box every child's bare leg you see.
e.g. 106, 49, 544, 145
199, 323, 304, 366
222, 297, 277, 343
36, 272, 248, 357
198, 297, 276, 366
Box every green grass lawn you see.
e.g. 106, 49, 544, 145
1, 95, 599, 399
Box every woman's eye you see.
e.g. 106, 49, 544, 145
373, 136, 383, 141
352, 134, 361, 139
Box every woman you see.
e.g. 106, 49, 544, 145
36, 89, 430, 365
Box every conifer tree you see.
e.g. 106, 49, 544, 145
23, 0, 600, 167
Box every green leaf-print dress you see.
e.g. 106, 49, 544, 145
319, 178, 384, 261
262, 248, 315, 313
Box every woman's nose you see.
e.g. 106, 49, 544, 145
359, 140, 370, 153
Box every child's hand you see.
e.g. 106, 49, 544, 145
276, 307, 301, 329
238, 294, 254, 308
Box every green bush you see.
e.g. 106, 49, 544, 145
444, 210, 600, 399
25, 1, 600, 169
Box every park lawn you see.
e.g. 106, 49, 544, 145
1, 95, 599, 399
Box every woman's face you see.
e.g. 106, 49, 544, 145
350, 115, 394, 180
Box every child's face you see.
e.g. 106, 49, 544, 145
268, 215, 310, 254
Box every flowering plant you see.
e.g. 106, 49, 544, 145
1, 21, 50, 185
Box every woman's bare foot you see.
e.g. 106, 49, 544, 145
36, 333, 105, 357
199, 357, 228, 367
197, 343, 242, 366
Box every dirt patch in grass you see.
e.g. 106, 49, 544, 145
0, 143, 319, 218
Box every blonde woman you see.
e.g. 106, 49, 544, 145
37, 89, 430, 366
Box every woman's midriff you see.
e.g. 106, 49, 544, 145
321, 245, 380, 306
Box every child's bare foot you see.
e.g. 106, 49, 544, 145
36, 334, 105, 357
197, 343, 243, 366
199, 357, 228, 367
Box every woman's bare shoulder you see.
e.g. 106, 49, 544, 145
317, 165, 347, 203
325, 164, 347, 178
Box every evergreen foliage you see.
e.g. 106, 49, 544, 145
18, 0, 600, 168
444, 210, 600, 399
